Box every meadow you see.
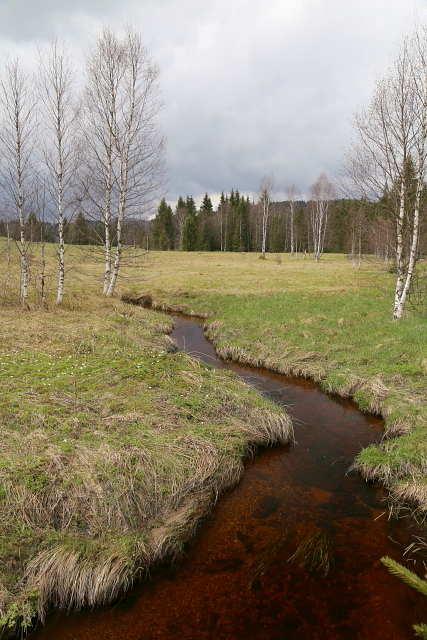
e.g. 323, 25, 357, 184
0, 242, 292, 633
1, 242, 427, 632
140, 250, 427, 514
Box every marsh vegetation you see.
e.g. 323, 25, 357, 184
1, 244, 427, 635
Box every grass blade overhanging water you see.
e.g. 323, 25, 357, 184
245, 519, 294, 589
287, 528, 333, 576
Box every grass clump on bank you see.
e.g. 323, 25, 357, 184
0, 292, 292, 635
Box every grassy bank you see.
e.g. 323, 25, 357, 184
2, 243, 427, 632
134, 251, 427, 516
0, 272, 292, 633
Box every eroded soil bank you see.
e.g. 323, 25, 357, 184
29, 314, 427, 640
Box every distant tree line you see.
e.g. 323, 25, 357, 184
148, 188, 387, 257
6, 184, 424, 264
0, 212, 151, 247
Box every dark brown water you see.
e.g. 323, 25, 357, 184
29, 315, 426, 640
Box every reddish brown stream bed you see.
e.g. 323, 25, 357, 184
28, 314, 426, 640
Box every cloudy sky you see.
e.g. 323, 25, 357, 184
0, 0, 425, 207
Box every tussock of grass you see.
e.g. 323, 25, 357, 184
288, 529, 333, 576
24, 535, 145, 613
0, 283, 292, 634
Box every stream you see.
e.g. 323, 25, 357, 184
29, 313, 427, 640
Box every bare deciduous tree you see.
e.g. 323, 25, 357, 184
308, 173, 335, 262
258, 173, 275, 259
81, 26, 166, 297
0, 57, 38, 307
82, 27, 123, 293
285, 183, 299, 259
342, 30, 427, 318
38, 39, 77, 305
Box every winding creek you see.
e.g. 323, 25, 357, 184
29, 313, 427, 640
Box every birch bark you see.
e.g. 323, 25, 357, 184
38, 39, 76, 306
0, 57, 37, 307
308, 174, 334, 262
258, 173, 275, 259
285, 184, 299, 259
82, 27, 164, 297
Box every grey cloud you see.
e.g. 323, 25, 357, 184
0, 0, 425, 205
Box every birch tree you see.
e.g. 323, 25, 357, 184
258, 173, 275, 259
82, 28, 123, 293
342, 30, 427, 319
82, 26, 165, 297
285, 183, 299, 259
38, 39, 77, 305
308, 173, 335, 261
174, 196, 187, 251
347, 201, 365, 269
0, 57, 37, 307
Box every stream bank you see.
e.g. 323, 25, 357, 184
28, 313, 427, 640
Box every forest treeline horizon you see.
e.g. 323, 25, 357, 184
2, 189, 412, 260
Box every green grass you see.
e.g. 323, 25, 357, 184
2, 241, 427, 629
133, 251, 427, 517
0, 253, 293, 633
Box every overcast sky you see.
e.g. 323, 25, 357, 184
0, 0, 425, 207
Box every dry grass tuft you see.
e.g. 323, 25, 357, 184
326, 374, 364, 398
390, 480, 427, 513
363, 376, 390, 414
24, 539, 148, 620
382, 418, 413, 439
121, 293, 153, 308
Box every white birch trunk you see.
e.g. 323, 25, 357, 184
103, 137, 113, 294
393, 181, 406, 319
258, 174, 275, 259
106, 41, 135, 297
0, 58, 33, 307
56, 129, 65, 305
38, 40, 75, 307
290, 206, 294, 259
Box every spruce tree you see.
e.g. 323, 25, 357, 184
198, 193, 214, 250
233, 199, 250, 251
185, 195, 197, 217
182, 210, 198, 250
200, 192, 213, 213
153, 198, 174, 250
